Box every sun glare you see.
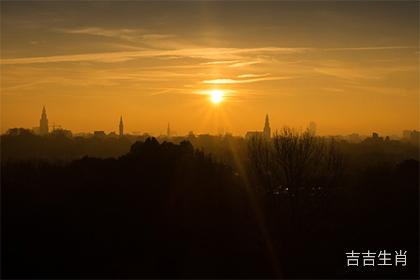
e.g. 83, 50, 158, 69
210, 89, 224, 104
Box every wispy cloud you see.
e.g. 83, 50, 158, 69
228, 60, 263, 68
314, 65, 417, 81
201, 60, 240, 65
0, 47, 307, 65
314, 67, 378, 81
59, 27, 141, 41
237, 73, 270, 78
141, 34, 175, 40
4, 44, 413, 66
194, 89, 237, 96
323, 46, 417, 51
57, 27, 178, 49
203, 76, 294, 84
344, 84, 416, 97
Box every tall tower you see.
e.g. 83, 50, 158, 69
39, 106, 49, 135
119, 116, 124, 137
167, 122, 171, 138
263, 114, 271, 138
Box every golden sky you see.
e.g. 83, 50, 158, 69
1, 1, 419, 136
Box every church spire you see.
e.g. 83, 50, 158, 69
263, 114, 271, 138
39, 106, 49, 135
119, 116, 124, 137
167, 122, 171, 138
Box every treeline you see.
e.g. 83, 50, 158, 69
1, 128, 418, 173
1, 128, 134, 160
2, 139, 272, 278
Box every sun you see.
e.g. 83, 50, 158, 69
209, 89, 224, 104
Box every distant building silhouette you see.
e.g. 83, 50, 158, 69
263, 114, 271, 138
7, 128, 34, 136
50, 128, 72, 138
167, 123, 171, 138
347, 133, 361, 143
108, 131, 118, 138
39, 106, 49, 135
187, 131, 195, 140
245, 131, 261, 139
119, 116, 124, 137
246, 114, 271, 140
402, 130, 419, 145
32, 127, 40, 135
94, 131, 106, 138
363, 132, 385, 144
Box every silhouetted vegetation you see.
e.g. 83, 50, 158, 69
1, 134, 419, 278
1, 128, 134, 160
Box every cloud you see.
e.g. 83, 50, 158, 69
4, 45, 413, 66
141, 34, 176, 40
323, 46, 417, 51
0, 47, 308, 65
344, 84, 415, 97
228, 60, 263, 68
58, 27, 141, 41
201, 60, 240, 65
314, 65, 417, 81
194, 89, 237, 96
203, 76, 294, 84
314, 67, 377, 81
57, 27, 178, 49
237, 73, 270, 78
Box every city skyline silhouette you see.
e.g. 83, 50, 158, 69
6, 105, 419, 140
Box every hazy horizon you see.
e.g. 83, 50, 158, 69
2, 106, 416, 138
1, 1, 419, 136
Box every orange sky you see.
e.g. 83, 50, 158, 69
1, 2, 419, 136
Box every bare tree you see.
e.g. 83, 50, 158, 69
247, 134, 275, 196
247, 126, 344, 229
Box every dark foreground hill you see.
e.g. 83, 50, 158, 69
2, 138, 419, 278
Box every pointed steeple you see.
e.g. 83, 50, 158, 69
167, 122, 171, 138
263, 114, 271, 138
39, 106, 49, 135
119, 115, 124, 137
